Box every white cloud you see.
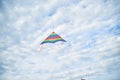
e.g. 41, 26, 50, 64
0, 0, 120, 80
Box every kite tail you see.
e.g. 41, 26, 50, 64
38, 44, 44, 52
57, 41, 66, 48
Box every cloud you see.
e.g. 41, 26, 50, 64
0, 0, 120, 80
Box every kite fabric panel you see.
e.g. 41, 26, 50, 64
41, 32, 66, 44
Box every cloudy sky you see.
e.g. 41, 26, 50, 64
0, 0, 120, 80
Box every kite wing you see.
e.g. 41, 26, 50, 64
41, 32, 66, 44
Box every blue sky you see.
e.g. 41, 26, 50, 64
0, 0, 120, 80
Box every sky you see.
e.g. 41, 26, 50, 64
0, 0, 120, 80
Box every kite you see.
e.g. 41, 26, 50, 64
39, 32, 66, 52
41, 32, 66, 44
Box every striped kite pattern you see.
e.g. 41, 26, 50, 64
41, 32, 66, 44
